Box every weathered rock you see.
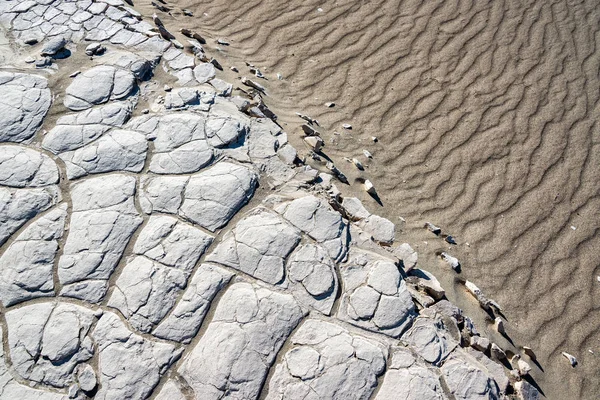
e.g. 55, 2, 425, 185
0, 185, 61, 246
376, 347, 446, 400
514, 380, 541, 400
441, 349, 502, 399
0, 145, 59, 187
155, 379, 186, 400
58, 174, 142, 302
266, 319, 387, 400
465, 348, 510, 394
0, 72, 51, 143
153, 263, 233, 343
441, 252, 460, 271
470, 335, 490, 352
562, 351, 578, 367
341, 197, 370, 221
278, 195, 349, 262
491, 343, 506, 360
40, 36, 67, 56
6, 302, 96, 388
339, 250, 416, 337
139, 175, 189, 214
58, 129, 147, 178
64, 65, 136, 110
205, 104, 250, 147
0, 325, 69, 399
193, 62, 216, 83
178, 282, 305, 399
133, 113, 214, 174
287, 243, 338, 314
0, 204, 67, 306
179, 162, 258, 231
76, 363, 97, 392
407, 269, 445, 300
394, 242, 418, 272
402, 315, 458, 365
207, 208, 301, 284
358, 214, 395, 245
43, 102, 133, 153
92, 311, 182, 400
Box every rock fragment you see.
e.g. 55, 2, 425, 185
562, 352, 578, 367
64, 65, 136, 110
40, 36, 67, 56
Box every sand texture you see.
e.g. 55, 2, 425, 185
154, 0, 600, 398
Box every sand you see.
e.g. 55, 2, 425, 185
134, 1, 600, 398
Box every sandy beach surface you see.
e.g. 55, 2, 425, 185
136, 0, 600, 398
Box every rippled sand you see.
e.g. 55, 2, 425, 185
142, 0, 600, 397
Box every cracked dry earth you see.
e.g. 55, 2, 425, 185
0, 1, 543, 399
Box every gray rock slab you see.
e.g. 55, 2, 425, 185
266, 319, 387, 400
0, 72, 51, 143
338, 249, 416, 337
401, 315, 458, 366
178, 282, 305, 399
6, 302, 96, 388
0, 324, 69, 399
58, 128, 147, 179
43, 101, 133, 153
207, 208, 301, 284
375, 347, 446, 400
0, 204, 67, 306
179, 162, 258, 231
287, 243, 338, 315
0, 145, 59, 187
58, 174, 142, 302
139, 175, 189, 214
278, 195, 349, 262
153, 263, 233, 343
92, 311, 182, 400
440, 349, 502, 400
64, 65, 135, 110
0, 185, 61, 246
205, 104, 250, 147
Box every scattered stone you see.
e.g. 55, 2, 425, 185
304, 135, 324, 151
77, 364, 97, 392
562, 352, 578, 367
40, 36, 67, 56
441, 251, 460, 271
325, 101, 335, 107
364, 179, 376, 195
241, 76, 266, 92
425, 222, 442, 235
491, 343, 507, 359
363, 149, 373, 158
515, 380, 541, 400
352, 157, 364, 170
394, 243, 418, 272
470, 335, 490, 352
495, 317, 505, 334
85, 42, 105, 56
402, 315, 457, 365
445, 235, 457, 245
216, 38, 229, 45
523, 346, 537, 360
371, 136, 378, 142
342, 123, 352, 129
182, 9, 194, 16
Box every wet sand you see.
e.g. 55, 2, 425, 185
137, 0, 600, 398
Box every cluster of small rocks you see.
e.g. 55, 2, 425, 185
0, 1, 547, 399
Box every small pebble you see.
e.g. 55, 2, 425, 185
277, 73, 283, 80
230, 66, 238, 72
142, 109, 149, 114
217, 38, 230, 45
352, 158, 364, 170
164, 85, 172, 92
562, 352, 578, 367
69, 71, 80, 77
24, 56, 35, 64
445, 235, 457, 245
342, 123, 352, 129
371, 136, 378, 142
571, 225, 577, 230
325, 102, 335, 107
24, 38, 38, 45
317, 7, 323, 12
182, 9, 194, 16
364, 179, 376, 195
363, 149, 373, 158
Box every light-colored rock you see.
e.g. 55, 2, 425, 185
406, 269, 445, 300
179, 282, 305, 400
92, 311, 182, 400
58, 174, 142, 302
179, 162, 258, 231
441, 349, 502, 400
266, 319, 387, 400
109, 217, 213, 332
0, 204, 67, 306
341, 197, 370, 220
207, 208, 301, 284
41, 36, 67, 56
339, 250, 416, 337
6, 302, 96, 388
402, 315, 458, 365
0, 145, 59, 187
139, 175, 189, 214
376, 347, 446, 400
0, 72, 51, 143
155, 379, 186, 400
287, 243, 338, 314
153, 263, 233, 343
562, 351, 578, 367
0, 185, 61, 245
64, 65, 136, 110
43, 102, 133, 153
58, 129, 147, 178
470, 336, 490, 352
514, 380, 541, 400
76, 363, 97, 392
394, 242, 418, 272
193, 62, 216, 83
205, 104, 250, 147
491, 343, 506, 360
0, 325, 69, 399
358, 214, 395, 245
465, 348, 510, 394
278, 195, 349, 262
